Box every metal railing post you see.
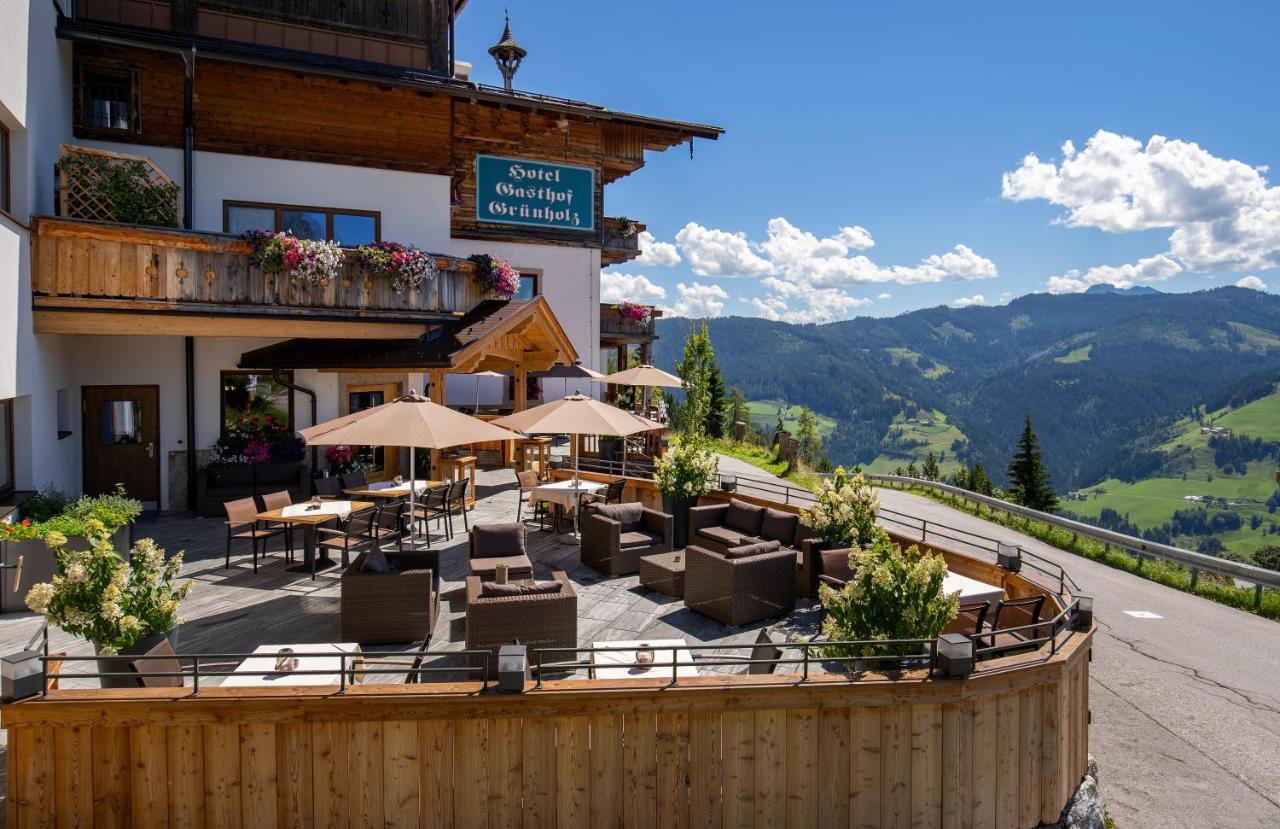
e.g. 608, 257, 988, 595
339, 654, 348, 694
192, 655, 200, 696
41, 623, 50, 698
802, 645, 810, 682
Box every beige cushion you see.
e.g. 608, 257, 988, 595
725, 539, 783, 559
760, 508, 799, 544
724, 498, 765, 535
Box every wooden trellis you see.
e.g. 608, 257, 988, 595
57, 144, 181, 227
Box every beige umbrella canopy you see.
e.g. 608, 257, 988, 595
595, 364, 683, 388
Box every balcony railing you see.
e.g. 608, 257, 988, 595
601, 216, 645, 266
32, 216, 484, 321
600, 302, 661, 341
201, 0, 433, 41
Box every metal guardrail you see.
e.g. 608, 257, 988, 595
869, 475, 1280, 596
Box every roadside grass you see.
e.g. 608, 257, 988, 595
702, 438, 824, 492
894, 484, 1280, 622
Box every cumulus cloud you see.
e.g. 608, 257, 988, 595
1044, 253, 1184, 294
876, 292, 892, 300
952, 294, 986, 307
633, 231, 681, 267
1236, 275, 1268, 291
666, 281, 729, 318
601, 272, 667, 304
1003, 129, 1280, 288
674, 223, 772, 277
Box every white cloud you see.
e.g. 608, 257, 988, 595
998, 291, 1013, 303
600, 271, 667, 304
674, 223, 773, 277
1236, 275, 1268, 291
666, 281, 729, 318
633, 231, 682, 267
1004, 130, 1280, 287
1044, 253, 1183, 294
952, 294, 986, 307
876, 292, 892, 300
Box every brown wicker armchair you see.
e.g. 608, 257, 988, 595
683, 543, 798, 627
340, 549, 441, 644
464, 570, 577, 672
688, 499, 820, 598
580, 502, 673, 576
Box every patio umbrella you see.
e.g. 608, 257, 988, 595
594, 363, 683, 421
299, 392, 518, 539
492, 392, 662, 483
534, 360, 605, 399
467, 370, 507, 412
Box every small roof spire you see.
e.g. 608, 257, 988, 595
488, 10, 527, 92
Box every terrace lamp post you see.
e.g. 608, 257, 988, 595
996, 542, 1022, 573
1, 650, 44, 702
1072, 592, 1095, 630
935, 633, 975, 679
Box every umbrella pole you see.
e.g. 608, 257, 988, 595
409, 446, 417, 541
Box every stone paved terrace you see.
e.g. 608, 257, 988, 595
0, 467, 822, 688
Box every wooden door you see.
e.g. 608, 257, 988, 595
345, 382, 401, 482
82, 385, 160, 503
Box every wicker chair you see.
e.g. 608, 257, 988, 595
340, 549, 441, 644
580, 502, 673, 576
464, 570, 577, 672
684, 543, 798, 627
468, 523, 534, 580
689, 499, 821, 598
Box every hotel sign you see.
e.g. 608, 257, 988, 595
475, 154, 595, 232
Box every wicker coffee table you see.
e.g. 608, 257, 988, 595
639, 551, 686, 598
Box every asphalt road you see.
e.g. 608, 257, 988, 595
718, 456, 1280, 828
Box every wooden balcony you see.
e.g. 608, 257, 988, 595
31, 216, 486, 339
601, 216, 647, 266
601, 302, 662, 344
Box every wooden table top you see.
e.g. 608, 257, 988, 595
255, 500, 375, 525
439, 455, 477, 465
342, 480, 443, 499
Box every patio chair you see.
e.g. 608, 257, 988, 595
313, 476, 343, 499
515, 469, 548, 529
315, 506, 379, 568
464, 570, 577, 673
223, 496, 286, 573
988, 595, 1047, 651
468, 523, 533, 580
340, 471, 367, 490
341, 548, 441, 644
411, 483, 452, 544
684, 542, 798, 627
580, 502, 673, 576
259, 490, 295, 562
748, 629, 784, 675
373, 498, 410, 553
445, 477, 471, 536
945, 601, 992, 637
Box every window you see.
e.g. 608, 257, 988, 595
221, 372, 294, 434
76, 61, 140, 134
0, 399, 12, 497
512, 271, 539, 301
224, 201, 380, 247
0, 123, 9, 214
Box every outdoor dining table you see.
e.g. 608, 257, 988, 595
255, 500, 374, 577
589, 638, 699, 680
341, 479, 442, 499
220, 643, 361, 687
531, 479, 605, 540
943, 570, 1006, 605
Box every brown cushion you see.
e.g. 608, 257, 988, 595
619, 530, 662, 549
695, 525, 743, 548
594, 501, 644, 531
760, 508, 799, 544
133, 638, 183, 689
725, 539, 783, 558
724, 498, 765, 535
361, 548, 391, 573
793, 522, 818, 549
819, 548, 854, 582
471, 523, 527, 558
479, 580, 563, 598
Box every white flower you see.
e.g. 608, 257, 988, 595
25, 582, 55, 614
65, 563, 88, 584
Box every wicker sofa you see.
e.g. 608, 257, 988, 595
340, 549, 440, 644
688, 498, 823, 598
464, 570, 578, 672
683, 542, 798, 626
580, 502, 674, 576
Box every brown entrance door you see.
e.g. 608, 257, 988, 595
82, 385, 160, 503
346, 382, 401, 483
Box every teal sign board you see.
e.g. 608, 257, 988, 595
475, 154, 595, 232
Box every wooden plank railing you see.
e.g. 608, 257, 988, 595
200, 0, 433, 40
600, 303, 660, 340
601, 216, 646, 266
32, 216, 486, 320
2, 629, 1091, 829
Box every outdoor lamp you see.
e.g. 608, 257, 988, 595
936, 634, 974, 679
1073, 592, 1095, 630
2, 650, 44, 702
497, 644, 529, 694
996, 542, 1022, 573
721, 475, 738, 493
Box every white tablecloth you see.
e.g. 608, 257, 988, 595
590, 638, 699, 680
532, 479, 605, 512
944, 570, 1005, 605
362, 480, 434, 496
281, 500, 357, 520
221, 643, 360, 687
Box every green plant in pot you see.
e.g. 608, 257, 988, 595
654, 441, 719, 548
25, 520, 193, 688
818, 529, 958, 664
801, 467, 881, 550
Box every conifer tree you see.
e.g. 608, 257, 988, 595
704, 356, 727, 439
922, 451, 941, 481
1007, 415, 1058, 512
969, 463, 994, 496
727, 387, 751, 439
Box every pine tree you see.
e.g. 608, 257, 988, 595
906, 460, 919, 478
704, 356, 727, 439
674, 322, 717, 440
1007, 415, 1058, 512
921, 451, 941, 481
727, 387, 751, 440
951, 464, 970, 489
795, 406, 822, 466
969, 463, 994, 496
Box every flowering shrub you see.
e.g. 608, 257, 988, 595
801, 468, 881, 548
654, 441, 719, 500
819, 530, 959, 658
615, 301, 653, 324
212, 414, 304, 465
2, 485, 142, 542
469, 254, 521, 299
0, 520, 39, 542
324, 445, 360, 475
355, 241, 438, 292
243, 230, 342, 287
25, 521, 193, 655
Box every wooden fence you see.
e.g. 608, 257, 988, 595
4, 631, 1090, 829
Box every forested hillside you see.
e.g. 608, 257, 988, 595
653, 287, 1280, 493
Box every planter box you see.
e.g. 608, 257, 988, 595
1, 526, 131, 614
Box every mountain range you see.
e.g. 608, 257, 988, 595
652, 287, 1280, 493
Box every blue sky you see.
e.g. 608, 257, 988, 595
457, 1, 1280, 320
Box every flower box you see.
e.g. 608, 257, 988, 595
0, 526, 131, 613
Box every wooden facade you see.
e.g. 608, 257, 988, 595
2, 632, 1091, 829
